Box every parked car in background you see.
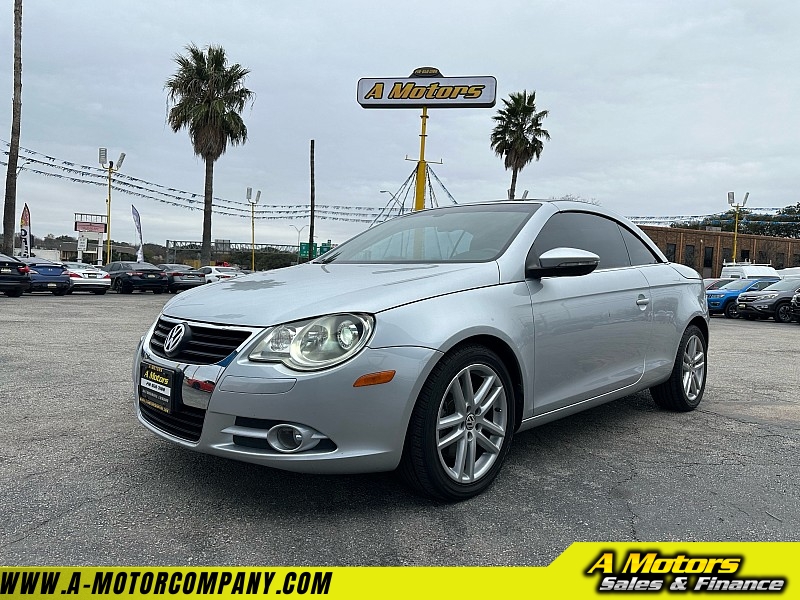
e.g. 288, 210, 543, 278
719, 262, 781, 280
19, 256, 70, 295
199, 265, 241, 283
0, 252, 31, 297
61, 262, 111, 295
157, 264, 206, 293
776, 267, 800, 279
706, 277, 779, 318
790, 292, 800, 323
135, 200, 709, 501
103, 261, 169, 294
703, 278, 735, 290
736, 278, 800, 323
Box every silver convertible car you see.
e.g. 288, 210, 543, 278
134, 200, 709, 501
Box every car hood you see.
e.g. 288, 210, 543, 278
162, 262, 500, 327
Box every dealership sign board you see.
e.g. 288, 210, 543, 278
357, 74, 497, 109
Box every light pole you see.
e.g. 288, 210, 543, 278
15, 159, 32, 176
727, 191, 749, 263
247, 187, 261, 271
99, 147, 125, 264
290, 225, 308, 265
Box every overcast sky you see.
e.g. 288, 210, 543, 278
1, 1, 798, 249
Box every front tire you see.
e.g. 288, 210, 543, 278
724, 301, 739, 319
399, 345, 515, 501
775, 303, 792, 324
650, 325, 707, 412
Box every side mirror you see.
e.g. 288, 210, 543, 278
526, 247, 600, 279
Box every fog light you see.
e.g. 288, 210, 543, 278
278, 427, 302, 449
266, 423, 322, 453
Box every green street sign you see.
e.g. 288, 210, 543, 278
299, 242, 318, 259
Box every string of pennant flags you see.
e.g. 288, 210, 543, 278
3, 140, 798, 226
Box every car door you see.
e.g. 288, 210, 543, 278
525, 211, 653, 415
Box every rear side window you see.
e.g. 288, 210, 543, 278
530, 211, 631, 270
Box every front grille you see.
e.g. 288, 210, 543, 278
140, 401, 205, 442
149, 317, 253, 364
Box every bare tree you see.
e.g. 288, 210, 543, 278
2, 0, 23, 255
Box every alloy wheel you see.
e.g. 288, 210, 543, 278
436, 363, 508, 484
681, 334, 705, 402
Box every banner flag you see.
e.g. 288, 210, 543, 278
131, 204, 144, 262
20, 203, 31, 258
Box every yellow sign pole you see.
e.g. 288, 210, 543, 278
414, 106, 428, 211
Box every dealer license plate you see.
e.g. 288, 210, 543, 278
0, 267, 10, 273
139, 362, 176, 414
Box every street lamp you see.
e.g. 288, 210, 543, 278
727, 191, 749, 262
290, 225, 308, 265
246, 187, 261, 271
99, 147, 125, 264
15, 159, 32, 176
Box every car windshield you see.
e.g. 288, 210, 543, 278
719, 279, 761, 290
763, 279, 800, 291
316, 203, 539, 264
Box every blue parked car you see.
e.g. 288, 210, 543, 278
706, 278, 779, 318
19, 256, 71, 296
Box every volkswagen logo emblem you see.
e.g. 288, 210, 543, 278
163, 323, 190, 357
465, 414, 476, 431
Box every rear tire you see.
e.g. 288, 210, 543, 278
650, 325, 707, 412
724, 301, 739, 319
4, 289, 23, 297
399, 345, 515, 501
92, 289, 107, 295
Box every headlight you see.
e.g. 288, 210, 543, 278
248, 313, 374, 371
707, 294, 723, 299
759, 293, 779, 300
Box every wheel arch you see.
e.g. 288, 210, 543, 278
689, 315, 709, 345
435, 334, 525, 433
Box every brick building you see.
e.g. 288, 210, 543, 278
640, 226, 800, 278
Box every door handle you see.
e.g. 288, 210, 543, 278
636, 296, 650, 307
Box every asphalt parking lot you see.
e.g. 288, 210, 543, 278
1, 293, 798, 566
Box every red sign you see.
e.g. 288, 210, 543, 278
75, 221, 107, 233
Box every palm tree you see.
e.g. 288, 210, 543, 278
165, 43, 253, 264
2, 0, 23, 255
490, 90, 550, 200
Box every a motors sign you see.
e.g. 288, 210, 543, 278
357, 75, 497, 109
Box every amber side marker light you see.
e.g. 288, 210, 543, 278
353, 370, 396, 387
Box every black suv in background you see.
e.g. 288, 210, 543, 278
790, 291, 800, 323
0, 253, 31, 297
103, 261, 169, 294
737, 278, 800, 323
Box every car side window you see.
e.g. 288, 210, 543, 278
619, 226, 660, 266
529, 211, 631, 270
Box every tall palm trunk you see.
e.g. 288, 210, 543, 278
509, 168, 519, 200
202, 158, 214, 264
2, 0, 23, 255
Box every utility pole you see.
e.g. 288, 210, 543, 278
309, 140, 315, 261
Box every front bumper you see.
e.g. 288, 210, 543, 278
736, 300, 777, 317
133, 321, 441, 474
